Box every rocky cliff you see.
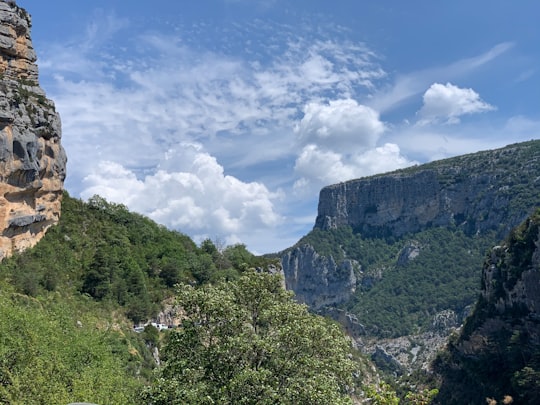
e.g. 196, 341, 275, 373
315, 141, 540, 239
434, 209, 540, 404
281, 244, 358, 309
282, 141, 540, 312
0, 1, 66, 259
280, 141, 540, 373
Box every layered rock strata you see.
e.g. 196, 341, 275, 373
0, 1, 66, 259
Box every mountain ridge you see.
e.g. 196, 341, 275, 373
280, 139, 540, 370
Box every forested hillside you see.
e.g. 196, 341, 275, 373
0, 192, 281, 403
301, 226, 496, 337
0, 192, 276, 323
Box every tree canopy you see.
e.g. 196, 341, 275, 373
142, 270, 356, 404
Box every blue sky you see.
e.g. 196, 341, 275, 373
17, 0, 540, 253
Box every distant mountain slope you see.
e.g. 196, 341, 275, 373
281, 140, 540, 343
433, 208, 540, 404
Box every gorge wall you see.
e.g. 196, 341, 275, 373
0, 1, 66, 259
434, 209, 540, 404
281, 140, 540, 312
315, 141, 540, 239
281, 244, 358, 309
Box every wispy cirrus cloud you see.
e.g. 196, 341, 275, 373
39, 13, 388, 252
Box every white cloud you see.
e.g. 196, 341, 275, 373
292, 98, 414, 195
417, 82, 495, 125
353, 143, 415, 174
295, 99, 385, 153
293, 143, 415, 195
81, 144, 283, 247
294, 145, 356, 186
370, 42, 512, 113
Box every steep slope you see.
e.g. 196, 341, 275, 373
0, 1, 66, 259
433, 209, 540, 404
281, 140, 540, 368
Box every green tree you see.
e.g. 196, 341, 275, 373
364, 383, 400, 405
141, 271, 356, 404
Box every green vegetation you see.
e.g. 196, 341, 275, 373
0, 283, 142, 404
142, 270, 357, 404
0, 192, 281, 403
0, 193, 276, 324
301, 226, 495, 337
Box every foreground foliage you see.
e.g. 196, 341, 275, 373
0, 193, 278, 403
142, 271, 357, 404
0, 284, 142, 404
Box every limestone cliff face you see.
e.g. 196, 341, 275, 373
434, 210, 540, 404
281, 141, 540, 313
315, 141, 540, 239
281, 244, 357, 309
0, 1, 66, 259
480, 213, 540, 317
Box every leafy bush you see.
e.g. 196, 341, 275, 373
0, 285, 141, 404
142, 271, 357, 404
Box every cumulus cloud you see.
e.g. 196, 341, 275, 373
293, 143, 415, 195
294, 145, 356, 186
417, 82, 495, 125
370, 42, 512, 113
295, 99, 385, 153
81, 144, 282, 246
292, 98, 414, 195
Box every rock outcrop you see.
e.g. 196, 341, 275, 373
434, 209, 540, 404
0, 1, 66, 259
315, 141, 540, 240
281, 244, 358, 309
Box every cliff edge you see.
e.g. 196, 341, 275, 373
315, 141, 540, 240
0, 1, 66, 259
282, 141, 540, 313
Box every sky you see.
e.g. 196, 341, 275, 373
16, 0, 540, 254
